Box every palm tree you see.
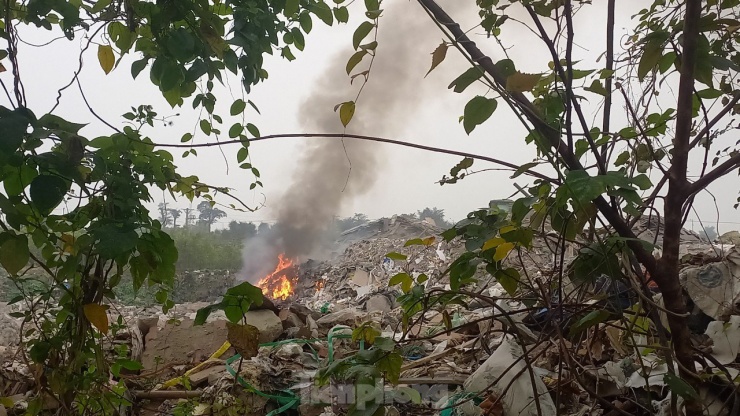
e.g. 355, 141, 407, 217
169, 208, 182, 228
157, 202, 171, 227
197, 201, 226, 232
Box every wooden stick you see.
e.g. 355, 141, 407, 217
397, 376, 467, 385
401, 338, 477, 371
132, 390, 203, 400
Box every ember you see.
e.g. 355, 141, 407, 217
257, 253, 297, 300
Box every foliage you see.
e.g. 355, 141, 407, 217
197, 200, 227, 232
216, 220, 257, 242
335, 212, 369, 232
416, 206, 453, 228
0, 0, 348, 411
169, 227, 242, 270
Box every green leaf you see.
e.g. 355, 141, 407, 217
200, 119, 211, 135
495, 268, 520, 295
353, 21, 374, 50
425, 42, 448, 78
463, 96, 497, 134
284, 0, 300, 16
97, 44, 115, 74
30, 175, 68, 215
246, 123, 260, 137
494, 59, 516, 77
237, 147, 248, 163
569, 309, 610, 336
511, 161, 539, 179
334, 6, 349, 23
373, 336, 395, 352
394, 386, 422, 404
3, 165, 37, 196
229, 123, 243, 138
225, 281, 264, 303
180, 132, 193, 143
194, 305, 214, 326
377, 352, 402, 384
638, 40, 663, 81
663, 373, 699, 401
585, 79, 609, 96
118, 359, 143, 371
632, 174, 652, 190
0, 234, 29, 275
346, 50, 367, 74
365, 0, 380, 12
38, 113, 87, 133
615, 151, 630, 166
696, 88, 722, 99
131, 58, 148, 79
359, 41, 377, 51
448, 66, 483, 93
93, 224, 139, 258
29, 341, 51, 363
389, 272, 412, 293
0, 107, 31, 155
308, 2, 333, 25
338, 101, 355, 127
506, 72, 541, 92
299, 12, 313, 33
385, 252, 407, 261
230, 99, 246, 115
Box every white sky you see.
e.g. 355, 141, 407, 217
4, 0, 739, 234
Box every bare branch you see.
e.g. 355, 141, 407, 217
143, 132, 559, 184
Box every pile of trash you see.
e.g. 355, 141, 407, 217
2, 213, 740, 416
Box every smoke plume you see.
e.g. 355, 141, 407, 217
241, 0, 465, 282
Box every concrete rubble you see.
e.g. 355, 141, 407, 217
2, 214, 740, 415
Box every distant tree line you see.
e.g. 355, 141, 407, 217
154, 200, 455, 271
334, 207, 455, 232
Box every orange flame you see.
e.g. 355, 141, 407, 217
257, 253, 297, 300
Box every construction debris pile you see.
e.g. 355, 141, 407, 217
2, 214, 740, 416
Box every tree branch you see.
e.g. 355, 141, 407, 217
416, 0, 658, 276
525, 5, 608, 175
145, 132, 560, 184
688, 152, 740, 195
688, 91, 740, 150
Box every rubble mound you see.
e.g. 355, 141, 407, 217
0, 302, 20, 346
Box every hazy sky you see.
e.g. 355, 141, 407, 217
4, 0, 739, 234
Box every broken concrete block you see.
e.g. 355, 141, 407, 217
136, 316, 160, 336
244, 309, 283, 343
188, 365, 227, 386
290, 304, 321, 322
464, 336, 556, 416
141, 318, 230, 371
352, 269, 371, 286
365, 294, 392, 313
355, 285, 372, 298
315, 308, 365, 329
279, 309, 305, 329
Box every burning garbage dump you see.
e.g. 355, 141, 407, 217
2, 214, 740, 416
256, 254, 298, 301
